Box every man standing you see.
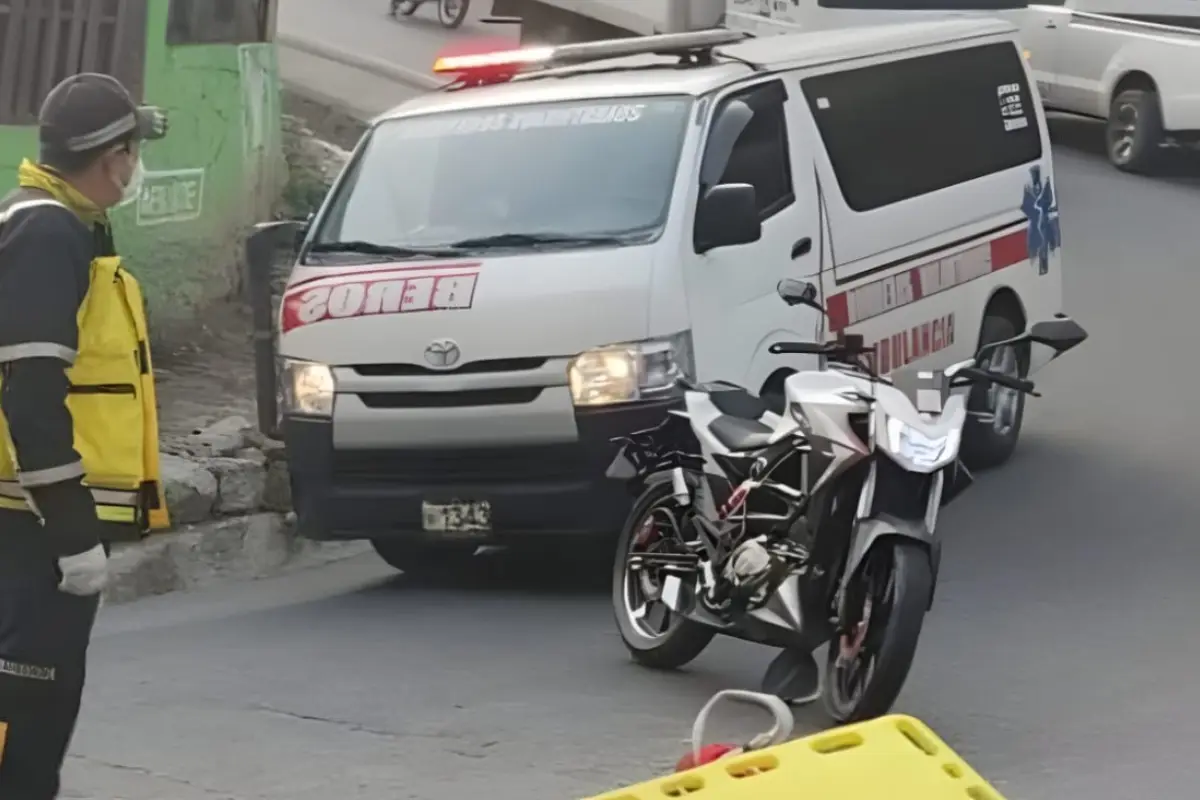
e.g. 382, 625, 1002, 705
0, 74, 170, 798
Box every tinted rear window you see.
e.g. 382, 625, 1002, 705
800, 42, 1042, 212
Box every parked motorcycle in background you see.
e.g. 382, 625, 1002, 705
607, 278, 1088, 723
388, 0, 471, 29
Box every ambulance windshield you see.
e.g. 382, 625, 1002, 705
312, 95, 692, 255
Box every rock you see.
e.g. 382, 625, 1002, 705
104, 536, 182, 604
262, 459, 292, 512
261, 438, 288, 462
168, 514, 291, 582
159, 453, 217, 525
206, 457, 266, 515
234, 447, 267, 466
185, 415, 253, 457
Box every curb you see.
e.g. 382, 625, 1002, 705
104, 513, 371, 605
277, 32, 444, 93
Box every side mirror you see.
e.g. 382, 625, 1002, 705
1027, 317, 1088, 354
694, 183, 761, 254
776, 278, 822, 310
243, 219, 308, 439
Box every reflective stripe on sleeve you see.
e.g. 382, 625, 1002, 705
0, 342, 77, 364
17, 460, 84, 488
0, 480, 139, 507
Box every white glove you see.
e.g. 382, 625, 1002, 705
58, 544, 108, 596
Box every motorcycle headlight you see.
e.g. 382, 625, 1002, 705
885, 417, 959, 471
280, 358, 336, 418
567, 331, 693, 407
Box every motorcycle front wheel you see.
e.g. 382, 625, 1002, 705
612, 480, 714, 670
438, 0, 470, 28
823, 541, 932, 723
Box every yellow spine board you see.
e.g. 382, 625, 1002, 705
586, 715, 1006, 800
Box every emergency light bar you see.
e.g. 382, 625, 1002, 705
432, 29, 749, 84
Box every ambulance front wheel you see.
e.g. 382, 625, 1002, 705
960, 309, 1028, 471
371, 539, 476, 575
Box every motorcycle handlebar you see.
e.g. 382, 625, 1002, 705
958, 367, 1036, 395
768, 342, 827, 355
769, 341, 876, 356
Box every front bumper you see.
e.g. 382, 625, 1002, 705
283, 398, 678, 542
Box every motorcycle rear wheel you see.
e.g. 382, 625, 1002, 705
823, 541, 932, 723
438, 0, 470, 28
612, 480, 714, 670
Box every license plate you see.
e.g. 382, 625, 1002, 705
422, 500, 491, 536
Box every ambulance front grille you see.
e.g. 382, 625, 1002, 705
351, 357, 548, 377
333, 444, 590, 483
356, 387, 543, 408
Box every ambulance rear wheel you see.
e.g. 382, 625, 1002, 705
961, 311, 1027, 471
371, 539, 476, 575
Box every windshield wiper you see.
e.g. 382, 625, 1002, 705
447, 232, 629, 249
308, 240, 464, 258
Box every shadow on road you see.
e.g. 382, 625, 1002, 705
369, 544, 615, 596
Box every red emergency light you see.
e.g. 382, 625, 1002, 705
431, 29, 749, 87
432, 45, 554, 85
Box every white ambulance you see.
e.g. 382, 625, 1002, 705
276, 20, 1063, 574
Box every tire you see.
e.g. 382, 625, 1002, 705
371, 539, 475, 575
960, 311, 1027, 470
823, 541, 932, 724
392, 1, 421, 17
612, 481, 715, 670
1108, 89, 1165, 174
438, 0, 470, 28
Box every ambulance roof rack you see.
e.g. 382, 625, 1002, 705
432, 29, 754, 88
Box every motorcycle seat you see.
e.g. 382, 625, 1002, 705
709, 415, 774, 451
704, 383, 769, 420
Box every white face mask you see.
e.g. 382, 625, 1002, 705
119, 157, 145, 206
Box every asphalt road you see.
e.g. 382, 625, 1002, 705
64, 8, 1200, 799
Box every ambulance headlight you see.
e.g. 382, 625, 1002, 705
280, 358, 336, 418
568, 332, 693, 407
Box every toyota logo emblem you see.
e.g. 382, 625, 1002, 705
424, 339, 461, 369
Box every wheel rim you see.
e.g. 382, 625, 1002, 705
622, 501, 689, 641
984, 344, 1020, 436
830, 549, 897, 713
1109, 103, 1139, 165
440, 0, 463, 21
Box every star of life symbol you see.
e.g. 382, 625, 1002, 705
1022, 165, 1060, 276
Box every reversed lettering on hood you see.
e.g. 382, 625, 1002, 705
281, 270, 479, 333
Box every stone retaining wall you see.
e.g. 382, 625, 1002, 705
106, 416, 366, 604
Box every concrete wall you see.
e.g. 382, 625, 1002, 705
0, 0, 285, 336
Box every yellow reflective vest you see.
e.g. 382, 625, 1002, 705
0, 252, 169, 537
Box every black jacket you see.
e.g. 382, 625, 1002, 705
0, 187, 109, 566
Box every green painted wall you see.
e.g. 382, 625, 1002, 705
0, 0, 284, 334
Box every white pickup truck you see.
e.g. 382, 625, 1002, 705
1021, 1, 1200, 172
486, 0, 1200, 172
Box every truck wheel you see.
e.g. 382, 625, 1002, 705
1108, 89, 1165, 174
960, 312, 1027, 471
371, 539, 476, 575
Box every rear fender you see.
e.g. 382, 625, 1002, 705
840, 513, 941, 609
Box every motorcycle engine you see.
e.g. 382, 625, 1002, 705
722, 539, 776, 607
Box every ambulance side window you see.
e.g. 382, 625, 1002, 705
707, 80, 795, 220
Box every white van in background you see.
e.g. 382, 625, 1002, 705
276, 22, 1064, 575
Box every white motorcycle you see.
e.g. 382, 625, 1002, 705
607, 278, 1088, 722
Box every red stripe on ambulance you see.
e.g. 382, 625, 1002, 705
280, 269, 480, 333
827, 228, 1028, 333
